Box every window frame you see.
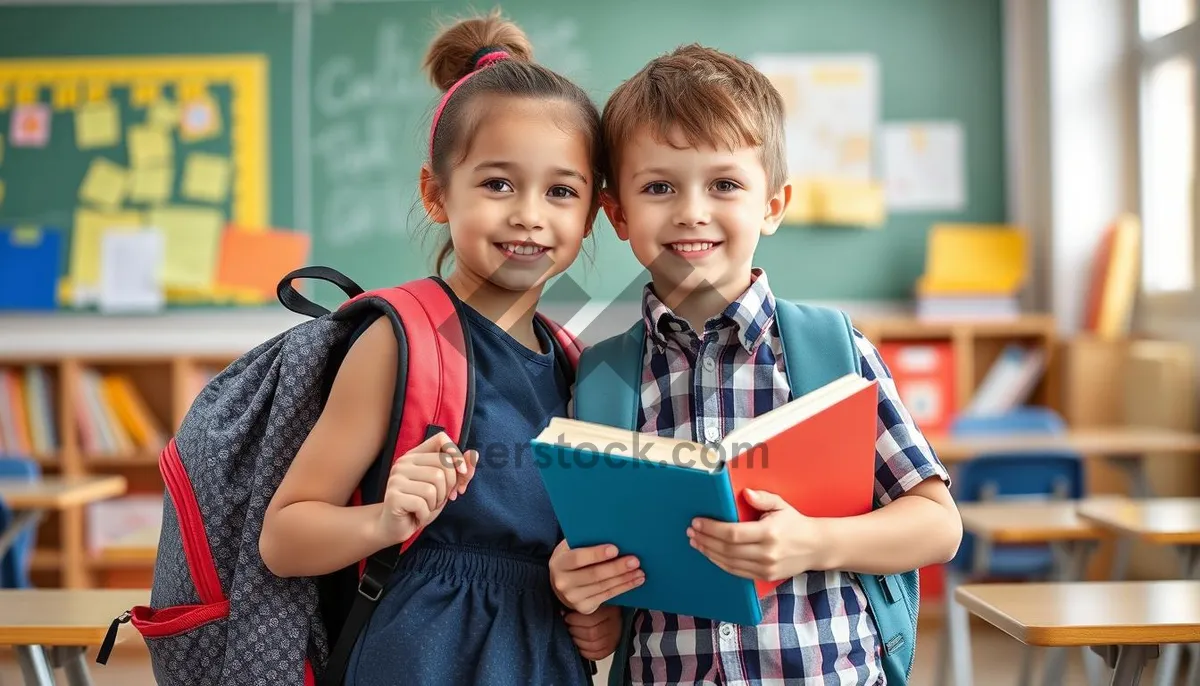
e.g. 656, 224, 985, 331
1134, 0, 1200, 314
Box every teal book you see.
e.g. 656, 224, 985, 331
531, 373, 879, 627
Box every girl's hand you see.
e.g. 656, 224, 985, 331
564, 605, 623, 660
549, 539, 644, 614
377, 432, 478, 544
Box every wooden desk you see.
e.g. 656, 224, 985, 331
955, 581, 1200, 686
1077, 498, 1200, 686
930, 427, 1200, 465
1077, 498, 1200, 547
959, 500, 1111, 544
955, 499, 1114, 686
99, 525, 161, 565
0, 475, 128, 589
0, 588, 148, 686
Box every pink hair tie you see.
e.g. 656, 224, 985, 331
429, 49, 511, 157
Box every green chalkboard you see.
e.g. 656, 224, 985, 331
0, 0, 1005, 309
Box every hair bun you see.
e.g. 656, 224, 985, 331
423, 10, 534, 92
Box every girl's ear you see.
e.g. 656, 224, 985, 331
420, 165, 449, 224
761, 181, 792, 237
601, 190, 629, 241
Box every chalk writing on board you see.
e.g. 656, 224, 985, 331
312, 21, 431, 248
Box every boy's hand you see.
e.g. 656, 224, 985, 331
687, 489, 827, 581
550, 540, 645, 614
564, 605, 623, 660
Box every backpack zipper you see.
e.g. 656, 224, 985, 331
159, 439, 226, 606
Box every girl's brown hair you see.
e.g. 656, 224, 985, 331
422, 10, 602, 276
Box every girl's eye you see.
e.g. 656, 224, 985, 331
643, 182, 672, 195
548, 185, 579, 199
483, 179, 513, 193
712, 180, 740, 193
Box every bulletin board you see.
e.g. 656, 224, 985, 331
0, 54, 268, 307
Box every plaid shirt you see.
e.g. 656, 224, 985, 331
623, 269, 949, 686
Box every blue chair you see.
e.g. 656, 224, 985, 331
937, 407, 1087, 686
0, 456, 42, 589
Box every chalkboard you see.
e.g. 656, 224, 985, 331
0, 0, 1005, 308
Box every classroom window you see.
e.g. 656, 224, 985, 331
1141, 57, 1195, 293
1136, 0, 1199, 295
1139, 0, 1196, 40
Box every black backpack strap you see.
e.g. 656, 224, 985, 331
320, 278, 474, 686
277, 266, 366, 318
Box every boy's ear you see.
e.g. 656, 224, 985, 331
762, 181, 792, 237
419, 165, 449, 224
601, 189, 630, 242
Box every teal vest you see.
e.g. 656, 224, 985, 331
572, 299, 919, 686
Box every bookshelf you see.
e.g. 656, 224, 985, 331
0, 313, 1060, 599
0, 351, 239, 589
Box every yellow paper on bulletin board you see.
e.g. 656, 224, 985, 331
78, 158, 129, 210
75, 100, 121, 149
70, 208, 145, 295
147, 205, 225, 291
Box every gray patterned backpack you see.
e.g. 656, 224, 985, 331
93, 267, 582, 686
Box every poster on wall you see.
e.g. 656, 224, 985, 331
881, 121, 966, 211
750, 53, 879, 183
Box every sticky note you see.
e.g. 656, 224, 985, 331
79, 158, 129, 210
129, 165, 174, 204
128, 125, 173, 168
70, 208, 145, 295
75, 100, 121, 150
147, 100, 179, 130
182, 153, 232, 203
147, 206, 224, 289
10, 103, 50, 148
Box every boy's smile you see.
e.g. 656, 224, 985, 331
605, 126, 789, 323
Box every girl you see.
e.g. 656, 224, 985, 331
259, 12, 635, 684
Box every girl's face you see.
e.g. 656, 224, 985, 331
425, 96, 595, 297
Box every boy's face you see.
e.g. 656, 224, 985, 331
604, 126, 789, 305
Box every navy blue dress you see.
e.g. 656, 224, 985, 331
345, 305, 589, 686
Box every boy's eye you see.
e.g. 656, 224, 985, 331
548, 185, 579, 199
483, 179, 513, 193
643, 182, 672, 195
712, 180, 741, 193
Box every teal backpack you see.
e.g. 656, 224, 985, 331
572, 300, 919, 685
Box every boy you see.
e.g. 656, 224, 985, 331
549, 44, 962, 685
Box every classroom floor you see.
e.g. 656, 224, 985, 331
1, 623, 1182, 685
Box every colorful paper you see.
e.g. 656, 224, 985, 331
180, 96, 222, 142
10, 103, 51, 148
75, 100, 121, 150
128, 125, 173, 168
70, 209, 145, 298
129, 165, 174, 205
147, 206, 224, 290
217, 228, 311, 300
79, 158, 129, 210
182, 153, 232, 203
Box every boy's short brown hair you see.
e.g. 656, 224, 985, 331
601, 44, 787, 194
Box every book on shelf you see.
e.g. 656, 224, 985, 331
963, 344, 1046, 416
0, 365, 58, 456
531, 373, 878, 626
75, 370, 166, 457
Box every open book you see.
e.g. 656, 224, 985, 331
531, 373, 879, 626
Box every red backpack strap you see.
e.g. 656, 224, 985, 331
322, 276, 472, 686
535, 312, 582, 369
